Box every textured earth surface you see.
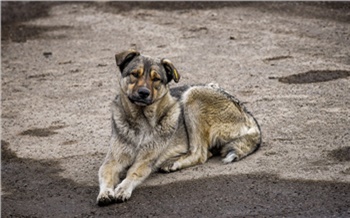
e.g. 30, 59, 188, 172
1, 2, 350, 217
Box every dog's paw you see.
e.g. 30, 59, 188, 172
114, 183, 133, 203
159, 160, 175, 173
222, 151, 238, 164
97, 188, 115, 206
159, 161, 180, 173
159, 165, 172, 173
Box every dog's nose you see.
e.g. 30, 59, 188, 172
138, 87, 150, 99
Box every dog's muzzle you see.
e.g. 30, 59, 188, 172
128, 87, 152, 106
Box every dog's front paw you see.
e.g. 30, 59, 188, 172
114, 183, 132, 203
97, 188, 115, 206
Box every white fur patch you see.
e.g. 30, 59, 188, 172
247, 126, 259, 135
170, 161, 181, 171
222, 151, 237, 164
240, 125, 259, 136
114, 179, 135, 201
206, 83, 220, 89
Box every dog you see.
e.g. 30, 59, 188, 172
97, 50, 261, 206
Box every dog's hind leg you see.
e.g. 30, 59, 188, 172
221, 124, 261, 163
164, 96, 211, 172
162, 139, 209, 172
157, 143, 189, 172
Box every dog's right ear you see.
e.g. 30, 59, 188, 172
115, 50, 140, 73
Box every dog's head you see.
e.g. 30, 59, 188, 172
115, 50, 180, 106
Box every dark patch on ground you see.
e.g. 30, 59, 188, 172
2, 146, 350, 217
1, 141, 91, 217
264, 55, 293, 62
27, 73, 53, 79
328, 147, 350, 162
1, 2, 55, 25
1, 2, 70, 42
97, 2, 350, 23
19, 125, 66, 137
1, 24, 72, 43
278, 70, 350, 84
254, 2, 350, 23
2, 2, 348, 42
99, 2, 248, 13
61, 140, 78, 146
1, 140, 17, 161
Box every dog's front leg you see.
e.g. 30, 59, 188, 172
97, 143, 133, 206
97, 154, 119, 206
114, 151, 157, 202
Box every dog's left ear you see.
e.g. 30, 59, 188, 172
161, 59, 180, 83
115, 50, 140, 73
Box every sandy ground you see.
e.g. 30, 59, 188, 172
1, 2, 350, 217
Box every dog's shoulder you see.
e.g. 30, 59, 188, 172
170, 85, 191, 99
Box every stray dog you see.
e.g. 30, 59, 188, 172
97, 50, 261, 206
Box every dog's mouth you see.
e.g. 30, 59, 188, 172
128, 96, 153, 107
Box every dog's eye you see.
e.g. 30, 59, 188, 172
151, 71, 161, 82
152, 77, 161, 82
130, 72, 139, 78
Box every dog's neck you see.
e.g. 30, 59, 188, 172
119, 89, 178, 127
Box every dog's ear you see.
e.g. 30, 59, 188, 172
161, 58, 180, 83
115, 50, 140, 73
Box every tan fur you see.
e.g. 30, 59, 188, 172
97, 51, 261, 206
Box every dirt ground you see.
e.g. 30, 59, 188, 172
1, 2, 350, 217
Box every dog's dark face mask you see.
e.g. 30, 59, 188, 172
115, 50, 180, 106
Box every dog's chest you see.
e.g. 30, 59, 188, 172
113, 96, 179, 149
126, 116, 160, 147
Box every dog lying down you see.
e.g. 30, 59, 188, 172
97, 50, 261, 206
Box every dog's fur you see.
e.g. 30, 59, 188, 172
97, 50, 261, 206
